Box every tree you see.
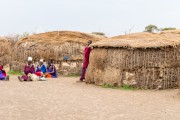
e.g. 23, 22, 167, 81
144, 24, 159, 33
20, 32, 30, 39
92, 32, 106, 36
160, 27, 176, 31
5, 34, 20, 47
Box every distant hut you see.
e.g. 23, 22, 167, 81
86, 30, 180, 89
12, 31, 103, 75
0, 37, 12, 65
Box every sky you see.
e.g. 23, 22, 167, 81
0, 0, 180, 37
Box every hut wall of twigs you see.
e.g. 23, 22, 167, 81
12, 31, 103, 74
0, 37, 12, 65
86, 30, 180, 89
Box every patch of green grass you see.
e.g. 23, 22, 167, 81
65, 74, 80, 77
102, 83, 136, 90
121, 85, 136, 90
102, 84, 118, 89
8, 70, 23, 75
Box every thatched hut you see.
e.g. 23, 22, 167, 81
0, 37, 12, 65
85, 30, 180, 89
12, 31, 103, 74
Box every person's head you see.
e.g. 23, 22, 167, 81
0, 59, 2, 65
27, 57, 33, 65
48, 60, 52, 66
87, 40, 92, 46
39, 59, 43, 65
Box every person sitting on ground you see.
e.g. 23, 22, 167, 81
18, 57, 36, 82
35, 59, 46, 77
46, 61, 57, 78
79, 40, 92, 82
0, 61, 9, 81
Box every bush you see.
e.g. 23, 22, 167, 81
92, 32, 106, 36
102, 83, 136, 90
65, 73, 80, 77
160, 27, 176, 31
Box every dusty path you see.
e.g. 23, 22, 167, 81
0, 75, 180, 120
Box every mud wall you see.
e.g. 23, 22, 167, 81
86, 47, 180, 89
58, 61, 82, 76
11, 41, 85, 75
12, 42, 84, 62
0, 40, 12, 65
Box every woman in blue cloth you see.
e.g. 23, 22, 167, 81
35, 59, 46, 77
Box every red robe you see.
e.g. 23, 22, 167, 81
83, 47, 91, 68
80, 47, 91, 80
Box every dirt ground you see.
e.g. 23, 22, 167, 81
0, 75, 180, 120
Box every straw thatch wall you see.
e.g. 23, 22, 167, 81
0, 37, 12, 65
12, 31, 103, 74
86, 30, 180, 89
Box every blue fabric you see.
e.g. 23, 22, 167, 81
63, 56, 69, 61
36, 64, 46, 73
51, 67, 57, 78
0, 70, 5, 80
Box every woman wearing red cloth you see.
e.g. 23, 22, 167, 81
18, 57, 35, 81
79, 40, 92, 82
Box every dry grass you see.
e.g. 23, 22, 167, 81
92, 30, 180, 49
0, 37, 11, 54
18, 31, 104, 45
13, 31, 104, 62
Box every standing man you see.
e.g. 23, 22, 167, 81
79, 40, 92, 82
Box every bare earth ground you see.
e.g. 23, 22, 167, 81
0, 75, 180, 120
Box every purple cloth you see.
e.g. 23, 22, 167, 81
47, 65, 57, 78
0, 70, 5, 80
0, 65, 6, 80
83, 47, 91, 68
24, 64, 35, 75
21, 75, 28, 81
80, 67, 87, 80
21, 64, 35, 80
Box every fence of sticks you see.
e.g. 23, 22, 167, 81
85, 31, 180, 89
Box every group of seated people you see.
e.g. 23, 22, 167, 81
0, 60, 9, 81
18, 57, 57, 82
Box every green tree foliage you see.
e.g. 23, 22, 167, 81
92, 32, 105, 36
144, 24, 159, 33
160, 27, 176, 31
